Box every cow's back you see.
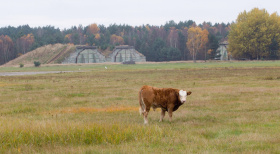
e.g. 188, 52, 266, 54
140, 85, 179, 108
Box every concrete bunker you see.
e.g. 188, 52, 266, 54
75, 46, 105, 63
107, 46, 146, 62
62, 45, 146, 64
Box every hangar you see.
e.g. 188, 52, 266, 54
63, 45, 146, 64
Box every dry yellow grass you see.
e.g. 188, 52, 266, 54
0, 61, 280, 153
3, 43, 75, 66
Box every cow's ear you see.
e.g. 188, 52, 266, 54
187, 91, 192, 95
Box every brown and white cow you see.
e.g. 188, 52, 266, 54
139, 85, 192, 124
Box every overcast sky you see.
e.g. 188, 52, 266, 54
2, 0, 279, 29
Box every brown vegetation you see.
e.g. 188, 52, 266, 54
3, 44, 75, 66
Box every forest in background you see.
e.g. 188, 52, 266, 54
2, 8, 280, 65
0, 20, 230, 65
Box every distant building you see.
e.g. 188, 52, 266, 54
76, 46, 106, 63
215, 41, 231, 60
62, 46, 106, 63
62, 45, 146, 64
107, 45, 146, 62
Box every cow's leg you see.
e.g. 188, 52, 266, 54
167, 105, 174, 122
143, 111, 149, 124
143, 108, 150, 124
168, 111, 172, 122
159, 109, 165, 122
168, 109, 173, 122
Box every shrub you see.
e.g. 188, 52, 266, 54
19, 64, 24, 68
110, 45, 115, 51
34, 61, 41, 67
101, 44, 108, 50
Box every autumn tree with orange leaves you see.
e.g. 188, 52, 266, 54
16, 33, 35, 54
201, 29, 209, 61
85, 23, 100, 46
110, 34, 124, 45
187, 27, 209, 62
87, 23, 100, 35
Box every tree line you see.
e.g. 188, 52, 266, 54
2, 8, 279, 65
0, 20, 229, 65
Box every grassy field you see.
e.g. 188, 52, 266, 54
0, 61, 280, 153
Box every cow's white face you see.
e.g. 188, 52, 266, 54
179, 90, 187, 103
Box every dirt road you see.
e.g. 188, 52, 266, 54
0, 71, 76, 76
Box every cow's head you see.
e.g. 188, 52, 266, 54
179, 90, 192, 103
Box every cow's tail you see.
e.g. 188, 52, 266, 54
139, 89, 146, 115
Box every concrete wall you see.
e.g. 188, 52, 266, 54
62, 47, 105, 64
62, 50, 80, 64
77, 49, 106, 63
62, 46, 146, 64
108, 46, 146, 62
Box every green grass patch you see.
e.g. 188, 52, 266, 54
0, 121, 165, 149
